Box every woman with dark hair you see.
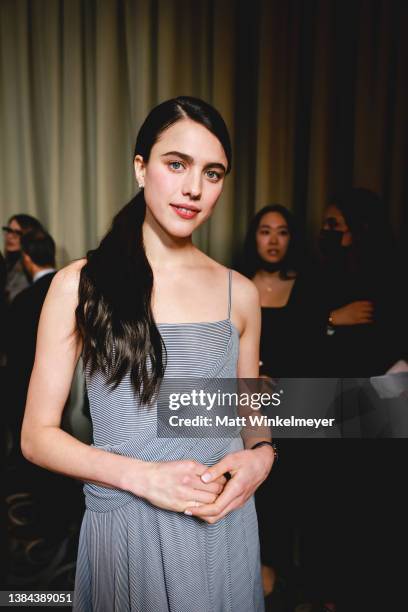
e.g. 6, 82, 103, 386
21, 97, 274, 611
318, 188, 404, 376
314, 189, 408, 609
241, 204, 324, 378
2, 214, 44, 302
240, 205, 327, 608
241, 204, 300, 279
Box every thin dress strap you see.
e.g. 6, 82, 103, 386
227, 269, 232, 320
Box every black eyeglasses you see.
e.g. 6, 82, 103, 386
2, 226, 23, 236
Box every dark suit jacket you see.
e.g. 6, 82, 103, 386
5, 270, 84, 539
6, 272, 56, 425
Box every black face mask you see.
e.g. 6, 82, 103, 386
318, 229, 345, 258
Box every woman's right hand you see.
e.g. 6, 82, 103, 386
331, 301, 374, 326
126, 459, 227, 513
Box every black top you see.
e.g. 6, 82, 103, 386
6, 272, 56, 405
0, 251, 6, 355
318, 259, 406, 377
259, 273, 326, 378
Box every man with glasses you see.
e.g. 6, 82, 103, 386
6, 229, 57, 442
2, 214, 43, 303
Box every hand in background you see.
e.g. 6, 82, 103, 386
386, 360, 408, 374
331, 300, 374, 326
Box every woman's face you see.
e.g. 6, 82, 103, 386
322, 204, 352, 246
3, 218, 23, 252
255, 211, 290, 264
134, 118, 228, 238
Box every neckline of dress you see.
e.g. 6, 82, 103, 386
157, 318, 239, 337
157, 318, 228, 326
260, 276, 299, 310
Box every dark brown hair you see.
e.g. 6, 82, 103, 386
75, 97, 232, 404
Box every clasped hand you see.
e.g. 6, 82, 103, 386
141, 448, 273, 524
142, 459, 227, 513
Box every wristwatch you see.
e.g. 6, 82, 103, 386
250, 441, 278, 462
327, 311, 336, 336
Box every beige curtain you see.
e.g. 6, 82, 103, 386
1, 0, 407, 266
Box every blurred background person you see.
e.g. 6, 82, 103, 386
0, 250, 6, 304
6, 230, 57, 458
310, 188, 408, 609
0, 250, 6, 363
2, 214, 44, 304
0, 249, 7, 585
241, 204, 326, 378
4, 229, 83, 588
317, 188, 405, 377
240, 204, 328, 610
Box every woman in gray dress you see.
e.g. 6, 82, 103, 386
21, 97, 276, 611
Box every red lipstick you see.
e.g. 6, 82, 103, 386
170, 203, 200, 219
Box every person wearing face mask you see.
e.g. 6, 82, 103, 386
2, 214, 44, 303
317, 188, 404, 377
315, 189, 408, 609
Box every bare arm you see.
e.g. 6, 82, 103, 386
21, 261, 224, 511
21, 261, 142, 492
235, 280, 272, 449
188, 273, 275, 523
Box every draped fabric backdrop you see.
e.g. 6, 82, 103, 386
0, 0, 407, 265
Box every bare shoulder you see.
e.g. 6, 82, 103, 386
231, 270, 260, 309
35, 259, 86, 357
193, 253, 259, 323
50, 258, 87, 297
229, 270, 260, 335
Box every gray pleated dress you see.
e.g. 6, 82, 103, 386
73, 271, 264, 612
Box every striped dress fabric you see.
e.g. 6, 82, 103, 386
73, 271, 264, 612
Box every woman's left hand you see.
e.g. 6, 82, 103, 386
184, 446, 274, 523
